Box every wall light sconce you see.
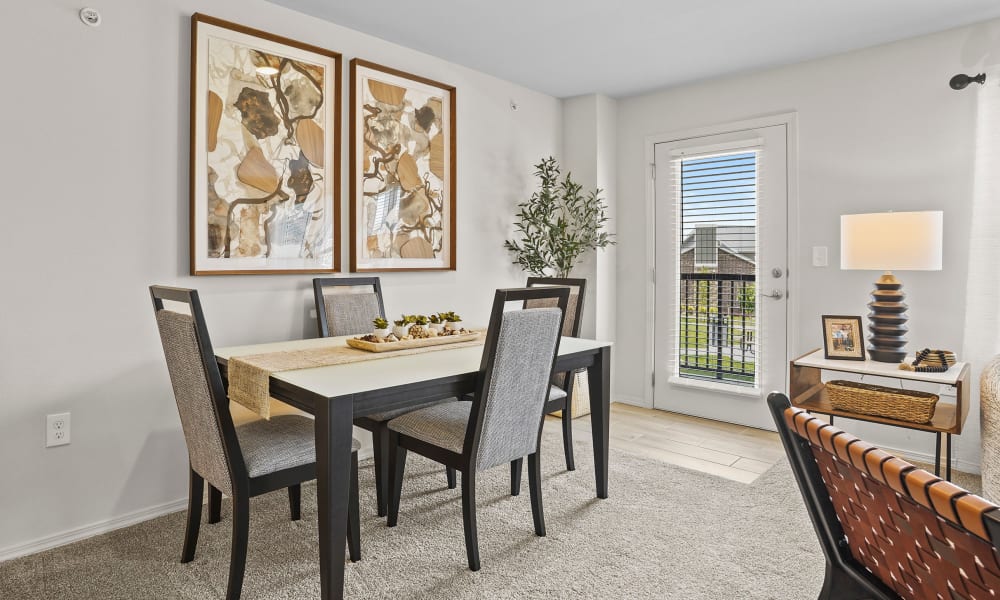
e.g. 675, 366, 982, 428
949, 73, 986, 90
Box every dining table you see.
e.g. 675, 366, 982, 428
215, 334, 612, 600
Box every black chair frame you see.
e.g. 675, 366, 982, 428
312, 276, 456, 517
151, 285, 360, 600
510, 277, 586, 496
387, 286, 570, 571
767, 392, 898, 600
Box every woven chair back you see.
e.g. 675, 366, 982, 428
783, 405, 1000, 599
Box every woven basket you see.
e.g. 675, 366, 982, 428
826, 380, 938, 424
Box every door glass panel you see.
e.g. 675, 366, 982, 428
677, 151, 757, 386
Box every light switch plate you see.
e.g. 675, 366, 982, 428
812, 246, 828, 267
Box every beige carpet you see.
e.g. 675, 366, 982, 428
1, 428, 830, 599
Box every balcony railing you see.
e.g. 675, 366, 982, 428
678, 273, 756, 385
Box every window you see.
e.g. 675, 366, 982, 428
676, 151, 758, 385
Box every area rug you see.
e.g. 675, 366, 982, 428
0, 429, 825, 599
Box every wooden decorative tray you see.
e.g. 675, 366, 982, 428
346, 331, 481, 353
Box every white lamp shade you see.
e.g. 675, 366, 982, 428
840, 211, 943, 271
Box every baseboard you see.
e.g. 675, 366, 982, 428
0, 497, 190, 563
879, 444, 980, 475
615, 395, 652, 409
2, 445, 377, 564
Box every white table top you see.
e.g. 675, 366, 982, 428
216, 336, 610, 398
793, 349, 967, 385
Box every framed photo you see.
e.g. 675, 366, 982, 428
349, 59, 456, 272
822, 315, 866, 360
190, 14, 341, 275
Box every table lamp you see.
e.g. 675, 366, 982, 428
840, 211, 943, 363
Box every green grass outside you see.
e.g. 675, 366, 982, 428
679, 314, 756, 351
679, 354, 756, 385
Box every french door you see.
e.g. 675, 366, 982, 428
652, 123, 789, 430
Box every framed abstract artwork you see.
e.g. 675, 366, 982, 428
349, 59, 456, 272
190, 14, 341, 275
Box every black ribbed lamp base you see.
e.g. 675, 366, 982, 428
866, 272, 908, 363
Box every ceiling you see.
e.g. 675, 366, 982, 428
269, 0, 1000, 98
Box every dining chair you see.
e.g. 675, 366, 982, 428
312, 277, 457, 518
150, 285, 361, 600
386, 286, 569, 571
510, 277, 587, 496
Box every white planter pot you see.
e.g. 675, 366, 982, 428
429, 323, 445, 334
393, 324, 411, 338
444, 322, 462, 331
373, 327, 391, 338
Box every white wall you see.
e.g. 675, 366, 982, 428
560, 94, 618, 343
615, 20, 1000, 470
0, 0, 561, 556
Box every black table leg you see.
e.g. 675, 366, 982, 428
588, 345, 610, 499
315, 396, 354, 600
934, 432, 941, 477
946, 433, 952, 481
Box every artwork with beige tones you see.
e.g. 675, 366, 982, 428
350, 59, 456, 271
190, 14, 341, 274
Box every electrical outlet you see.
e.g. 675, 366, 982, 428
46, 413, 71, 447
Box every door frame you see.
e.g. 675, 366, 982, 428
642, 112, 801, 418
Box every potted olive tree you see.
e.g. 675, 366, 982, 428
504, 156, 615, 278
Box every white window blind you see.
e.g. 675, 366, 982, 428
672, 149, 759, 385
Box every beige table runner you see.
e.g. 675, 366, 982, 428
228, 336, 486, 418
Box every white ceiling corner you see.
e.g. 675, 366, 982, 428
268, 0, 1000, 98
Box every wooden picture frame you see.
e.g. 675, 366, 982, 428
349, 59, 456, 272
190, 13, 341, 275
822, 315, 866, 361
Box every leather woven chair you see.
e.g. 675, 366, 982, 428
312, 277, 456, 518
768, 392, 1000, 600
151, 286, 361, 600
386, 286, 569, 571
510, 277, 586, 496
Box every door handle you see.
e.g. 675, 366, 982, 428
761, 289, 784, 299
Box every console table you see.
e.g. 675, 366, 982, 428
789, 349, 970, 480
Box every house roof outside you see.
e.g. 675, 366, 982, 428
680, 226, 756, 265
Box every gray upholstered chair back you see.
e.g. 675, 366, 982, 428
152, 292, 236, 496
313, 278, 385, 337
324, 292, 381, 336
525, 293, 579, 338
474, 307, 563, 471
526, 278, 585, 391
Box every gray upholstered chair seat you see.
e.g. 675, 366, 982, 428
388, 401, 472, 455
367, 397, 458, 423
548, 385, 567, 402
237, 415, 360, 478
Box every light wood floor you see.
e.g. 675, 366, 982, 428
561, 402, 784, 484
